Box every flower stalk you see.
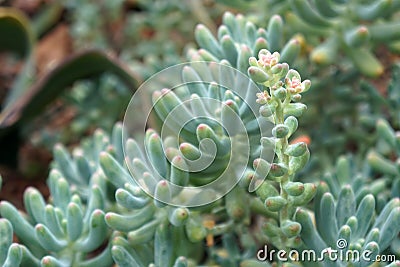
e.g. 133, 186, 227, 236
250, 49, 313, 251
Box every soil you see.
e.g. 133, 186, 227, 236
0, 165, 49, 210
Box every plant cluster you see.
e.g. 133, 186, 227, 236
213, 0, 400, 170
0, 1, 399, 267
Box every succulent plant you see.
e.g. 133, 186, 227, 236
290, 61, 400, 178
1, 3, 400, 267
99, 148, 271, 266
0, 173, 110, 266
120, 0, 223, 81
359, 64, 400, 130
64, 0, 125, 50
297, 186, 400, 267
187, 12, 302, 73
367, 119, 400, 196
366, 118, 400, 257
246, 48, 315, 252
321, 156, 384, 208
50, 122, 125, 203
241, 0, 400, 77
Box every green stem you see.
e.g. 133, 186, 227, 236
274, 95, 292, 251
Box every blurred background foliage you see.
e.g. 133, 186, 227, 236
0, 0, 226, 180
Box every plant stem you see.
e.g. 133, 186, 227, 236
274, 94, 291, 250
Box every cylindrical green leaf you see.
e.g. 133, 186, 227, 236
238, 44, 252, 73
66, 202, 83, 242
0, 218, 13, 264
336, 186, 356, 227
365, 228, 380, 245
335, 156, 351, 187
281, 220, 302, 238
44, 205, 64, 239
269, 163, 288, 178
220, 35, 238, 66
261, 219, 279, 238
284, 103, 307, 117
354, 194, 375, 239
53, 144, 79, 185
285, 142, 307, 157
290, 183, 316, 206
75, 210, 107, 252
195, 24, 223, 58
272, 124, 289, 138
3, 244, 22, 267
295, 209, 327, 252
155, 223, 172, 267
99, 152, 131, 188
111, 246, 141, 267
377, 119, 396, 147
347, 48, 383, 77
355, 0, 392, 20
280, 38, 301, 65
41, 256, 67, 267
337, 225, 351, 251
127, 220, 159, 246
310, 36, 338, 65
290, 0, 332, 27
284, 116, 298, 137
346, 216, 358, 235
169, 208, 189, 227
74, 151, 91, 184
154, 180, 171, 208
146, 132, 168, 178
35, 224, 66, 252
24, 187, 46, 224
267, 15, 283, 52
0, 201, 41, 251
378, 207, 400, 251
265, 196, 287, 212
284, 182, 305, 196
318, 193, 337, 246
344, 26, 370, 47
289, 147, 310, 173
115, 189, 148, 210
105, 204, 155, 232
256, 181, 279, 202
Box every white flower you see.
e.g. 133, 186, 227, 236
258, 50, 280, 68
256, 90, 271, 104
287, 76, 302, 94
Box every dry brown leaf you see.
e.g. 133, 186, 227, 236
35, 23, 72, 76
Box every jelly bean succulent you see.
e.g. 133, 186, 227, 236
367, 119, 400, 201
232, 0, 400, 78
248, 47, 316, 252
296, 62, 400, 175
320, 154, 400, 259
0, 172, 109, 266
188, 12, 302, 73
285, 0, 400, 77
0, 7, 400, 267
